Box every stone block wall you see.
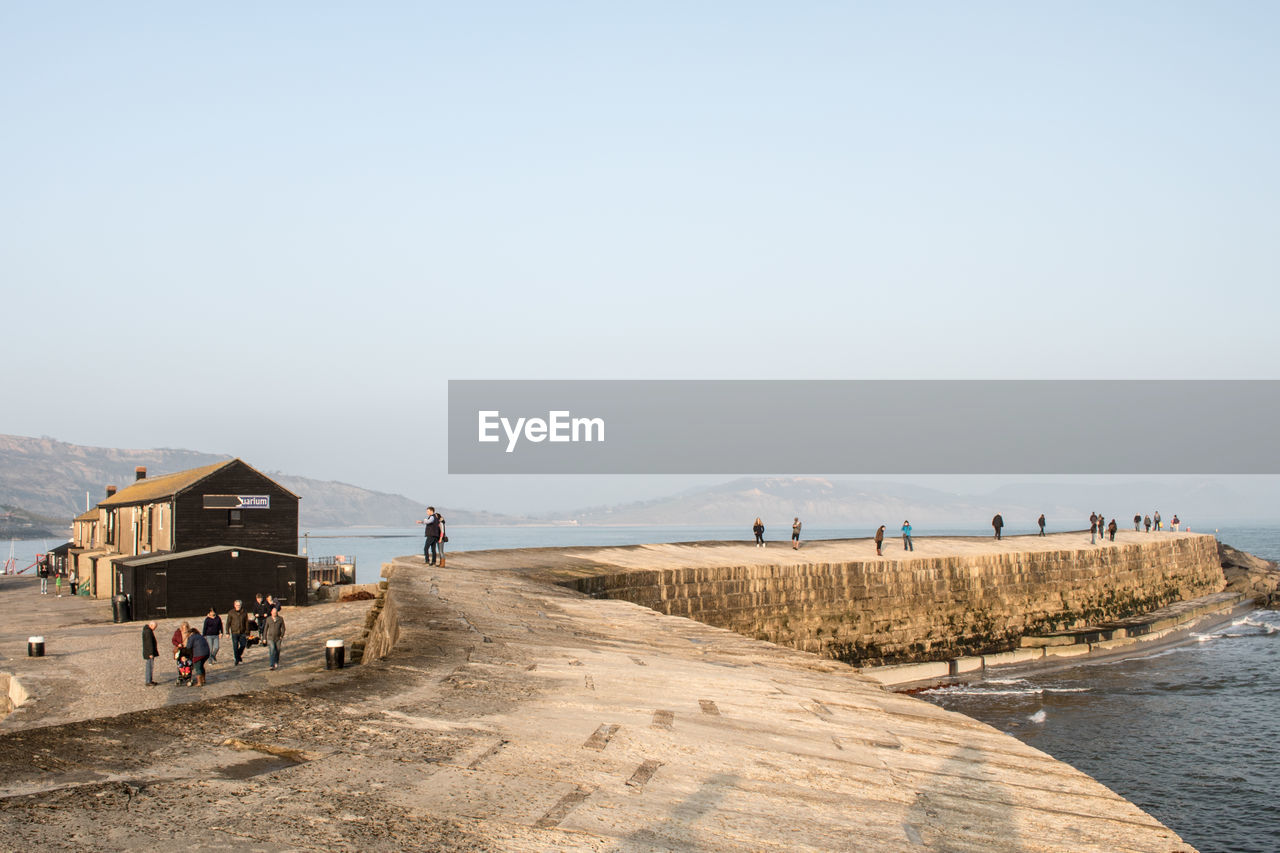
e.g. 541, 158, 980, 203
565, 536, 1226, 666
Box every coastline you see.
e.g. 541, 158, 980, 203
869, 592, 1260, 690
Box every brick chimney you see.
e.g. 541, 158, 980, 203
106, 485, 117, 498
135, 466, 147, 480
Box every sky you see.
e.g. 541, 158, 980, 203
3, 3, 1279, 514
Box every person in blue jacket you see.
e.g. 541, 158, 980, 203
901, 520, 914, 551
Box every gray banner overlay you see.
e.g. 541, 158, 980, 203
448, 380, 1280, 474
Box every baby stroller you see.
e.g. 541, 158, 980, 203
175, 649, 193, 686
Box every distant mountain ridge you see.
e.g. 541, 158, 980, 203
0, 435, 530, 528
571, 476, 1057, 528
2, 434, 1261, 533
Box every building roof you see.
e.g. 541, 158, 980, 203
115, 546, 304, 567
74, 508, 99, 522
97, 458, 299, 507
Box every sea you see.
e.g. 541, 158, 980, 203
6, 522, 1277, 851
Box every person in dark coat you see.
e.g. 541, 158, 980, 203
752, 518, 765, 548
992, 514, 1003, 540
185, 626, 210, 687
142, 621, 159, 687
874, 525, 885, 556
1038, 514, 1046, 536
1089, 512, 1098, 544
263, 607, 286, 670
1144, 514, 1152, 532
253, 593, 270, 636
1107, 518, 1118, 541
226, 599, 250, 665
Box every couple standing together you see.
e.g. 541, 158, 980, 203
419, 507, 447, 566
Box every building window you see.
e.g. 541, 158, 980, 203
228, 509, 243, 528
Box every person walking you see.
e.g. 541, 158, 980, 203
901, 520, 914, 551
419, 507, 443, 565
55, 570, 63, 597
1038, 514, 1046, 536
202, 607, 224, 662
1154, 510, 1162, 531
1089, 512, 1098, 544
1172, 514, 1180, 531
226, 600, 250, 665
185, 626, 210, 687
1107, 518, 1118, 541
1133, 513, 1141, 531
753, 518, 765, 548
38, 559, 49, 595
253, 593, 269, 637
874, 525, 885, 556
68, 568, 78, 596
791, 518, 802, 550
1144, 514, 1152, 533
142, 621, 159, 687
991, 513, 1003, 541
263, 606, 286, 670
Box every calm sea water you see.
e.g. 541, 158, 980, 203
918, 525, 1280, 853
8, 523, 1275, 849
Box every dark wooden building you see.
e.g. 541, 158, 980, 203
91, 458, 306, 619
117, 546, 306, 621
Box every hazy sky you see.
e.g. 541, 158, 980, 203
4, 4, 1278, 513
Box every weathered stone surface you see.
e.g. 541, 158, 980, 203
0, 549, 1198, 852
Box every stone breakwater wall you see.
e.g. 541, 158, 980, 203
351, 574, 399, 664
566, 536, 1226, 666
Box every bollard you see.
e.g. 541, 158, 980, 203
28, 636, 45, 657
325, 639, 345, 670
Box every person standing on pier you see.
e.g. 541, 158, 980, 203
753, 518, 765, 548
1154, 510, 1162, 531
791, 518, 801, 550
1107, 518, 1118, 541
1134, 513, 1141, 531
1090, 512, 1098, 544
901, 520, 913, 551
419, 507, 443, 565
1144, 514, 1152, 532
142, 621, 159, 687
1038, 514, 1046, 536
1172, 514, 1180, 531
874, 525, 885, 555
992, 513, 1003, 540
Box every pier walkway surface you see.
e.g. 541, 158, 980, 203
0, 535, 1199, 851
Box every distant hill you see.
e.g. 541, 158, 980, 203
0, 504, 66, 538
569, 476, 1054, 528
0, 435, 531, 528
565, 475, 1257, 530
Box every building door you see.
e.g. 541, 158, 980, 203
276, 564, 297, 606
144, 568, 168, 619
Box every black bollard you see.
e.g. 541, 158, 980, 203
325, 639, 345, 670
28, 636, 45, 657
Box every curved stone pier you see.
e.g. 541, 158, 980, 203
0, 539, 1199, 851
